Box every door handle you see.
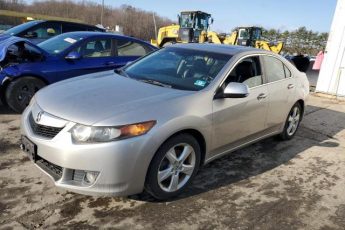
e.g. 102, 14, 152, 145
287, 84, 295, 89
257, 93, 267, 100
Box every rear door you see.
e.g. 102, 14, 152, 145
261, 55, 296, 130
112, 38, 154, 67
212, 56, 269, 155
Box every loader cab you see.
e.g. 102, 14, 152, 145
237, 27, 262, 47
178, 11, 212, 43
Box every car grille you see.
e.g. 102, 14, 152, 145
29, 113, 64, 139
36, 156, 63, 180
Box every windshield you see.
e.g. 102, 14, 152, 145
38, 33, 84, 54
180, 13, 193, 28
238, 28, 249, 40
195, 14, 209, 30
124, 47, 231, 91
252, 28, 261, 40
4, 21, 41, 35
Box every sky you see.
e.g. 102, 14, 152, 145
98, 0, 337, 33
25, 0, 337, 32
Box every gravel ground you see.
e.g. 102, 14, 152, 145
0, 94, 345, 229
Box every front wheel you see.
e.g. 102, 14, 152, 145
279, 103, 302, 140
145, 134, 201, 200
162, 41, 174, 47
5, 77, 46, 113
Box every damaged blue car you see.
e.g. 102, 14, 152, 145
0, 32, 156, 112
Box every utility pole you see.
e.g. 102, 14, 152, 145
101, 0, 104, 26
153, 12, 157, 40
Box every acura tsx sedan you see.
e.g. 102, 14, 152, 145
20, 44, 309, 200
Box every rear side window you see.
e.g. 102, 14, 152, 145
262, 56, 287, 82
284, 65, 292, 78
63, 24, 84, 33
116, 40, 150, 56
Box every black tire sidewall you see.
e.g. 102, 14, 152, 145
145, 134, 201, 200
5, 77, 45, 113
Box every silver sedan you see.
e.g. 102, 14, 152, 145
20, 44, 309, 200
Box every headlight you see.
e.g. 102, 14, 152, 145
70, 120, 156, 143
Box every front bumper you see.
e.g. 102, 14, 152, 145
20, 104, 158, 196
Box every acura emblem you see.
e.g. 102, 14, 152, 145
36, 111, 44, 122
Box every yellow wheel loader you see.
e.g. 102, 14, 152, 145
151, 11, 213, 47
207, 26, 284, 54
151, 11, 284, 54
206, 27, 308, 71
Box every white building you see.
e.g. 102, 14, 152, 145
316, 0, 345, 97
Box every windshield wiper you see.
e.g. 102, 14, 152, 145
139, 79, 172, 88
114, 68, 130, 78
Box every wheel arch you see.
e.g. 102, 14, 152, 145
157, 128, 207, 167
296, 99, 305, 119
2, 74, 48, 99
2, 74, 48, 111
160, 38, 177, 48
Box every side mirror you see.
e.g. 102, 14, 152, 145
211, 18, 214, 24
65, 51, 81, 60
215, 82, 249, 99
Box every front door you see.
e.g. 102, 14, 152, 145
212, 56, 269, 156
55, 37, 117, 81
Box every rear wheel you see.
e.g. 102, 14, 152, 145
161, 40, 175, 47
145, 134, 201, 200
5, 77, 45, 113
279, 103, 302, 140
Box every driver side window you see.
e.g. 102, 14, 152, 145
224, 56, 263, 88
21, 22, 61, 39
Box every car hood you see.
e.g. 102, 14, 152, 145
0, 35, 46, 62
35, 71, 191, 125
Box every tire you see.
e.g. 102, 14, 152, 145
279, 102, 302, 140
162, 41, 173, 47
5, 77, 46, 113
145, 134, 201, 200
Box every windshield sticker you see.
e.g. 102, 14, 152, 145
194, 80, 206, 87
64, 38, 77, 44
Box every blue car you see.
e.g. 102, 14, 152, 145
1, 20, 105, 44
0, 32, 157, 112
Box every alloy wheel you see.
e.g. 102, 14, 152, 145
287, 106, 300, 136
157, 143, 196, 192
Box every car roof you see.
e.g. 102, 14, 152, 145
170, 43, 270, 56
38, 20, 102, 28
58, 31, 155, 46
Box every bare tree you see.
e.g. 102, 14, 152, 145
0, 0, 174, 41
